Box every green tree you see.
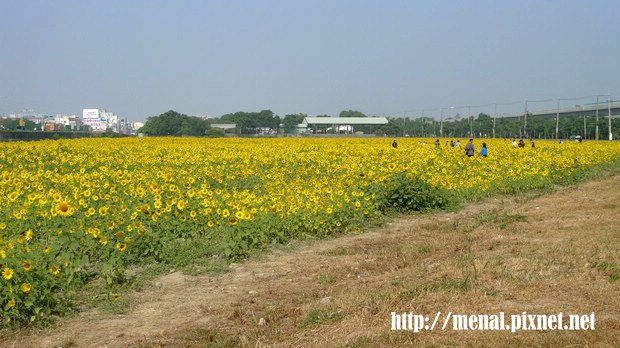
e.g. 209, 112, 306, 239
339, 110, 367, 118
282, 113, 307, 134
0, 118, 38, 131
206, 127, 226, 137
139, 110, 210, 136
220, 110, 280, 134
375, 118, 402, 136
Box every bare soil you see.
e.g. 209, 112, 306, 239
5, 169, 620, 348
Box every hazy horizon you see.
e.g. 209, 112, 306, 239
1, 0, 618, 122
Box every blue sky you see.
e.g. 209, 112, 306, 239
1, 0, 618, 121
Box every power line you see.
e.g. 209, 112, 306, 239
383, 93, 614, 120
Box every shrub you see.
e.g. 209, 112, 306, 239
381, 173, 456, 212
205, 128, 226, 138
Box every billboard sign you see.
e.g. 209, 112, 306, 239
83, 109, 99, 119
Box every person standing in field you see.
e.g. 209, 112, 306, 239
392, 139, 398, 148
465, 139, 475, 157
479, 142, 488, 157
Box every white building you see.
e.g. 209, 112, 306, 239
302, 116, 389, 134
54, 115, 78, 129
100, 110, 118, 130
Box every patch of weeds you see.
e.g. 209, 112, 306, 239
319, 246, 350, 256
512, 187, 556, 203
124, 263, 169, 291
318, 274, 336, 284
540, 259, 557, 268
229, 305, 246, 323
499, 269, 516, 281
64, 276, 134, 318
159, 236, 220, 268
390, 278, 403, 286
97, 293, 129, 315
594, 261, 620, 283
509, 213, 527, 222
190, 328, 239, 347
271, 240, 302, 253
182, 257, 230, 276
398, 289, 417, 301
376, 292, 393, 301
399, 277, 473, 300
477, 210, 527, 229
595, 261, 616, 272
493, 176, 554, 196
417, 245, 432, 255
485, 289, 500, 297
301, 308, 343, 327
476, 209, 502, 224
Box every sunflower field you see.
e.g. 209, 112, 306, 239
1, 137, 619, 324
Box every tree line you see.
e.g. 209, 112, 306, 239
135, 109, 618, 139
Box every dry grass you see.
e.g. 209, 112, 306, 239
7, 169, 620, 348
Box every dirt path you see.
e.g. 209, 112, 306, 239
6, 170, 620, 347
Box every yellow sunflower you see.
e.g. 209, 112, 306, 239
22, 261, 32, 271
20, 283, 31, 293
2, 267, 14, 280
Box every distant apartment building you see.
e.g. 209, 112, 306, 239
7, 113, 78, 130
9, 112, 55, 125
54, 115, 79, 129
4, 109, 131, 133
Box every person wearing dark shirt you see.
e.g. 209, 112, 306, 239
465, 139, 475, 157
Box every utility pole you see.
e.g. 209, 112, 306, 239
517, 107, 521, 138
555, 98, 560, 140
584, 113, 587, 139
608, 95, 613, 140
595, 96, 599, 140
440, 108, 444, 137
524, 100, 528, 138
421, 110, 425, 137
450, 106, 455, 138
493, 104, 496, 138
467, 105, 472, 137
